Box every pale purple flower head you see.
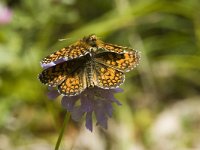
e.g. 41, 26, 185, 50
42, 56, 123, 131
0, 4, 12, 25
48, 87, 122, 132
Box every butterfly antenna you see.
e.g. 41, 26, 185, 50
58, 38, 72, 42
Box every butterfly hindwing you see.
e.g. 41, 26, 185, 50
39, 56, 87, 87
58, 67, 87, 96
93, 62, 125, 89
39, 35, 140, 96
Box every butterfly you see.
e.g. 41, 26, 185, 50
38, 34, 140, 96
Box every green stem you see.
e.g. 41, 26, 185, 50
55, 112, 70, 150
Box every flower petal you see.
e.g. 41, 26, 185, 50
0, 5, 12, 24
111, 88, 124, 93
71, 106, 85, 121
95, 109, 108, 129
47, 87, 60, 99
104, 102, 113, 117
94, 101, 108, 129
61, 96, 79, 111
46, 85, 123, 131
80, 94, 93, 112
85, 112, 93, 132
107, 94, 122, 105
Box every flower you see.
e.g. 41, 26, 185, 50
0, 4, 12, 25
41, 52, 123, 131
48, 87, 122, 132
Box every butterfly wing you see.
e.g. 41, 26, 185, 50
93, 62, 125, 89
58, 67, 87, 96
38, 56, 87, 87
41, 41, 90, 65
94, 50, 140, 72
98, 42, 134, 54
38, 62, 68, 87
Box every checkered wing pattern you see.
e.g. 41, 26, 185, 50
99, 43, 134, 54
38, 62, 68, 87
94, 51, 140, 72
39, 56, 87, 87
93, 62, 125, 89
41, 41, 90, 64
58, 67, 87, 96
39, 35, 141, 96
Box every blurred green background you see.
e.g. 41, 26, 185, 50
0, 0, 200, 150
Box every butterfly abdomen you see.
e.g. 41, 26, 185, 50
85, 60, 95, 88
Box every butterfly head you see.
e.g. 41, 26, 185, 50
83, 34, 98, 47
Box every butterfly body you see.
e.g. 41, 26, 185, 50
39, 35, 140, 96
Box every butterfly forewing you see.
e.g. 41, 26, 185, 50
93, 62, 125, 89
99, 43, 133, 54
41, 41, 90, 64
94, 51, 140, 72
39, 35, 140, 97
38, 62, 67, 87
39, 56, 87, 87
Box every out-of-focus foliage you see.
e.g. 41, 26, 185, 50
0, 0, 200, 149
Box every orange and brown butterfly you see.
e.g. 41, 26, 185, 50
38, 34, 140, 96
